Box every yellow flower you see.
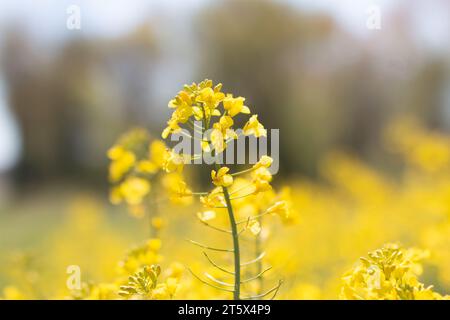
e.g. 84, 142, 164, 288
196, 87, 225, 111
161, 116, 184, 139
120, 177, 151, 205
252, 167, 272, 193
223, 94, 250, 117
253, 155, 273, 169
211, 167, 234, 187
168, 90, 193, 109
200, 187, 225, 208
210, 116, 237, 153
163, 149, 186, 173
243, 115, 266, 138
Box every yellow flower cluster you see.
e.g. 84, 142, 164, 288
118, 265, 179, 300
117, 239, 163, 275
163, 79, 265, 153
108, 128, 192, 217
108, 129, 162, 206
340, 244, 449, 300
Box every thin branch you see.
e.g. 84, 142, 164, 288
187, 268, 234, 292
270, 280, 283, 300
199, 220, 232, 234
231, 167, 255, 177
186, 239, 234, 252
202, 252, 234, 275
230, 192, 255, 201
238, 217, 251, 235
204, 273, 234, 287
240, 280, 283, 300
240, 266, 272, 284
241, 252, 266, 266
191, 192, 209, 196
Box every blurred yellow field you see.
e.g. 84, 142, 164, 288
1, 84, 448, 300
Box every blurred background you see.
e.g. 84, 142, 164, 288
0, 0, 449, 299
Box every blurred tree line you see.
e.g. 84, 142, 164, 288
0, 0, 448, 186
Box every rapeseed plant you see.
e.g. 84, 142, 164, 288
161, 80, 288, 299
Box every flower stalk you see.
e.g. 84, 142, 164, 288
221, 184, 241, 299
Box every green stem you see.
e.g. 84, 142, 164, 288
222, 185, 241, 300
201, 105, 241, 300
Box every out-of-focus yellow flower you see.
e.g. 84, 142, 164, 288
211, 167, 234, 187
108, 146, 136, 182
252, 167, 272, 193
164, 277, 180, 297
147, 238, 162, 252
120, 177, 151, 205
163, 149, 186, 173
243, 115, 266, 138
385, 118, 450, 173
109, 186, 123, 205
149, 140, 167, 169
266, 201, 289, 218
166, 262, 184, 279
118, 241, 163, 275
136, 160, 158, 174
161, 173, 192, 205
